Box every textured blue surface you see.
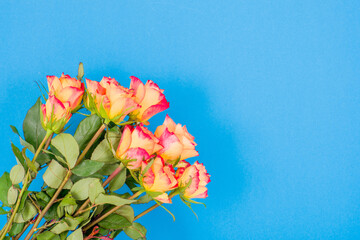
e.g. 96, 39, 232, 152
1, 1, 360, 239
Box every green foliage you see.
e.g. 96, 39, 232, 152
94, 193, 136, 206
0, 172, 12, 207
11, 143, 27, 171
23, 98, 47, 150
91, 139, 118, 163
7, 186, 18, 205
71, 160, 104, 177
51, 133, 79, 169
67, 228, 83, 240
88, 179, 104, 204
8, 222, 25, 237
70, 178, 98, 201
74, 115, 102, 150
108, 167, 126, 192
43, 160, 73, 189
10, 164, 25, 185
124, 222, 147, 239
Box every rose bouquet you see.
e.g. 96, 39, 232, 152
0, 63, 210, 240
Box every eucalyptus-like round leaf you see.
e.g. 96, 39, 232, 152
43, 160, 73, 189
10, 165, 25, 184
7, 186, 18, 205
94, 193, 136, 206
88, 179, 104, 204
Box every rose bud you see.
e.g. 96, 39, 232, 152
176, 161, 210, 199
155, 115, 198, 163
41, 95, 72, 133
141, 157, 178, 203
85, 77, 140, 124
47, 74, 84, 112
115, 125, 162, 170
128, 76, 169, 124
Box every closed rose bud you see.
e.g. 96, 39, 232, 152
85, 77, 140, 124
47, 74, 84, 112
176, 161, 210, 199
129, 76, 169, 124
141, 157, 178, 203
116, 125, 162, 169
155, 115, 198, 163
41, 95, 72, 133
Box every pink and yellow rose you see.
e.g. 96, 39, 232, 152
176, 161, 210, 199
47, 74, 84, 112
141, 157, 178, 203
155, 115, 198, 163
41, 95, 72, 133
85, 77, 140, 124
116, 125, 162, 170
129, 76, 169, 124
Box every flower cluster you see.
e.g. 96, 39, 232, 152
1, 64, 210, 240
41, 74, 84, 133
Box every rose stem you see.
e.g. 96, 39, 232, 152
23, 124, 106, 240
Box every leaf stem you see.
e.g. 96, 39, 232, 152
0, 130, 53, 240
23, 125, 106, 240
82, 191, 142, 232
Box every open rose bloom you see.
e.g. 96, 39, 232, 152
47, 74, 84, 112
0, 64, 211, 240
85, 77, 140, 124
116, 125, 162, 169
129, 76, 169, 124
155, 115, 199, 164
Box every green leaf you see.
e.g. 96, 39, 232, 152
23, 98, 47, 150
71, 160, 104, 177
59, 193, 77, 207
74, 115, 102, 150
134, 194, 152, 204
36, 152, 51, 165
0, 207, 9, 215
7, 186, 18, 205
21, 200, 37, 221
11, 143, 27, 171
51, 216, 83, 234
43, 160, 73, 189
70, 178, 97, 200
97, 163, 119, 175
94, 193, 135, 206
98, 212, 132, 230
8, 222, 24, 237
67, 228, 83, 240
115, 205, 134, 223
91, 139, 118, 163
0, 172, 12, 206
10, 165, 25, 184
37, 231, 60, 240
23, 148, 37, 173
51, 133, 79, 169
88, 179, 104, 204
124, 222, 147, 239
108, 167, 126, 192
10, 125, 20, 136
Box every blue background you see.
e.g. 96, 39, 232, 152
1, 1, 360, 239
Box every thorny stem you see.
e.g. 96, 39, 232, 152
23, 124, 106, 240
0, 130, 53, 240
82, 191, 142, 232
